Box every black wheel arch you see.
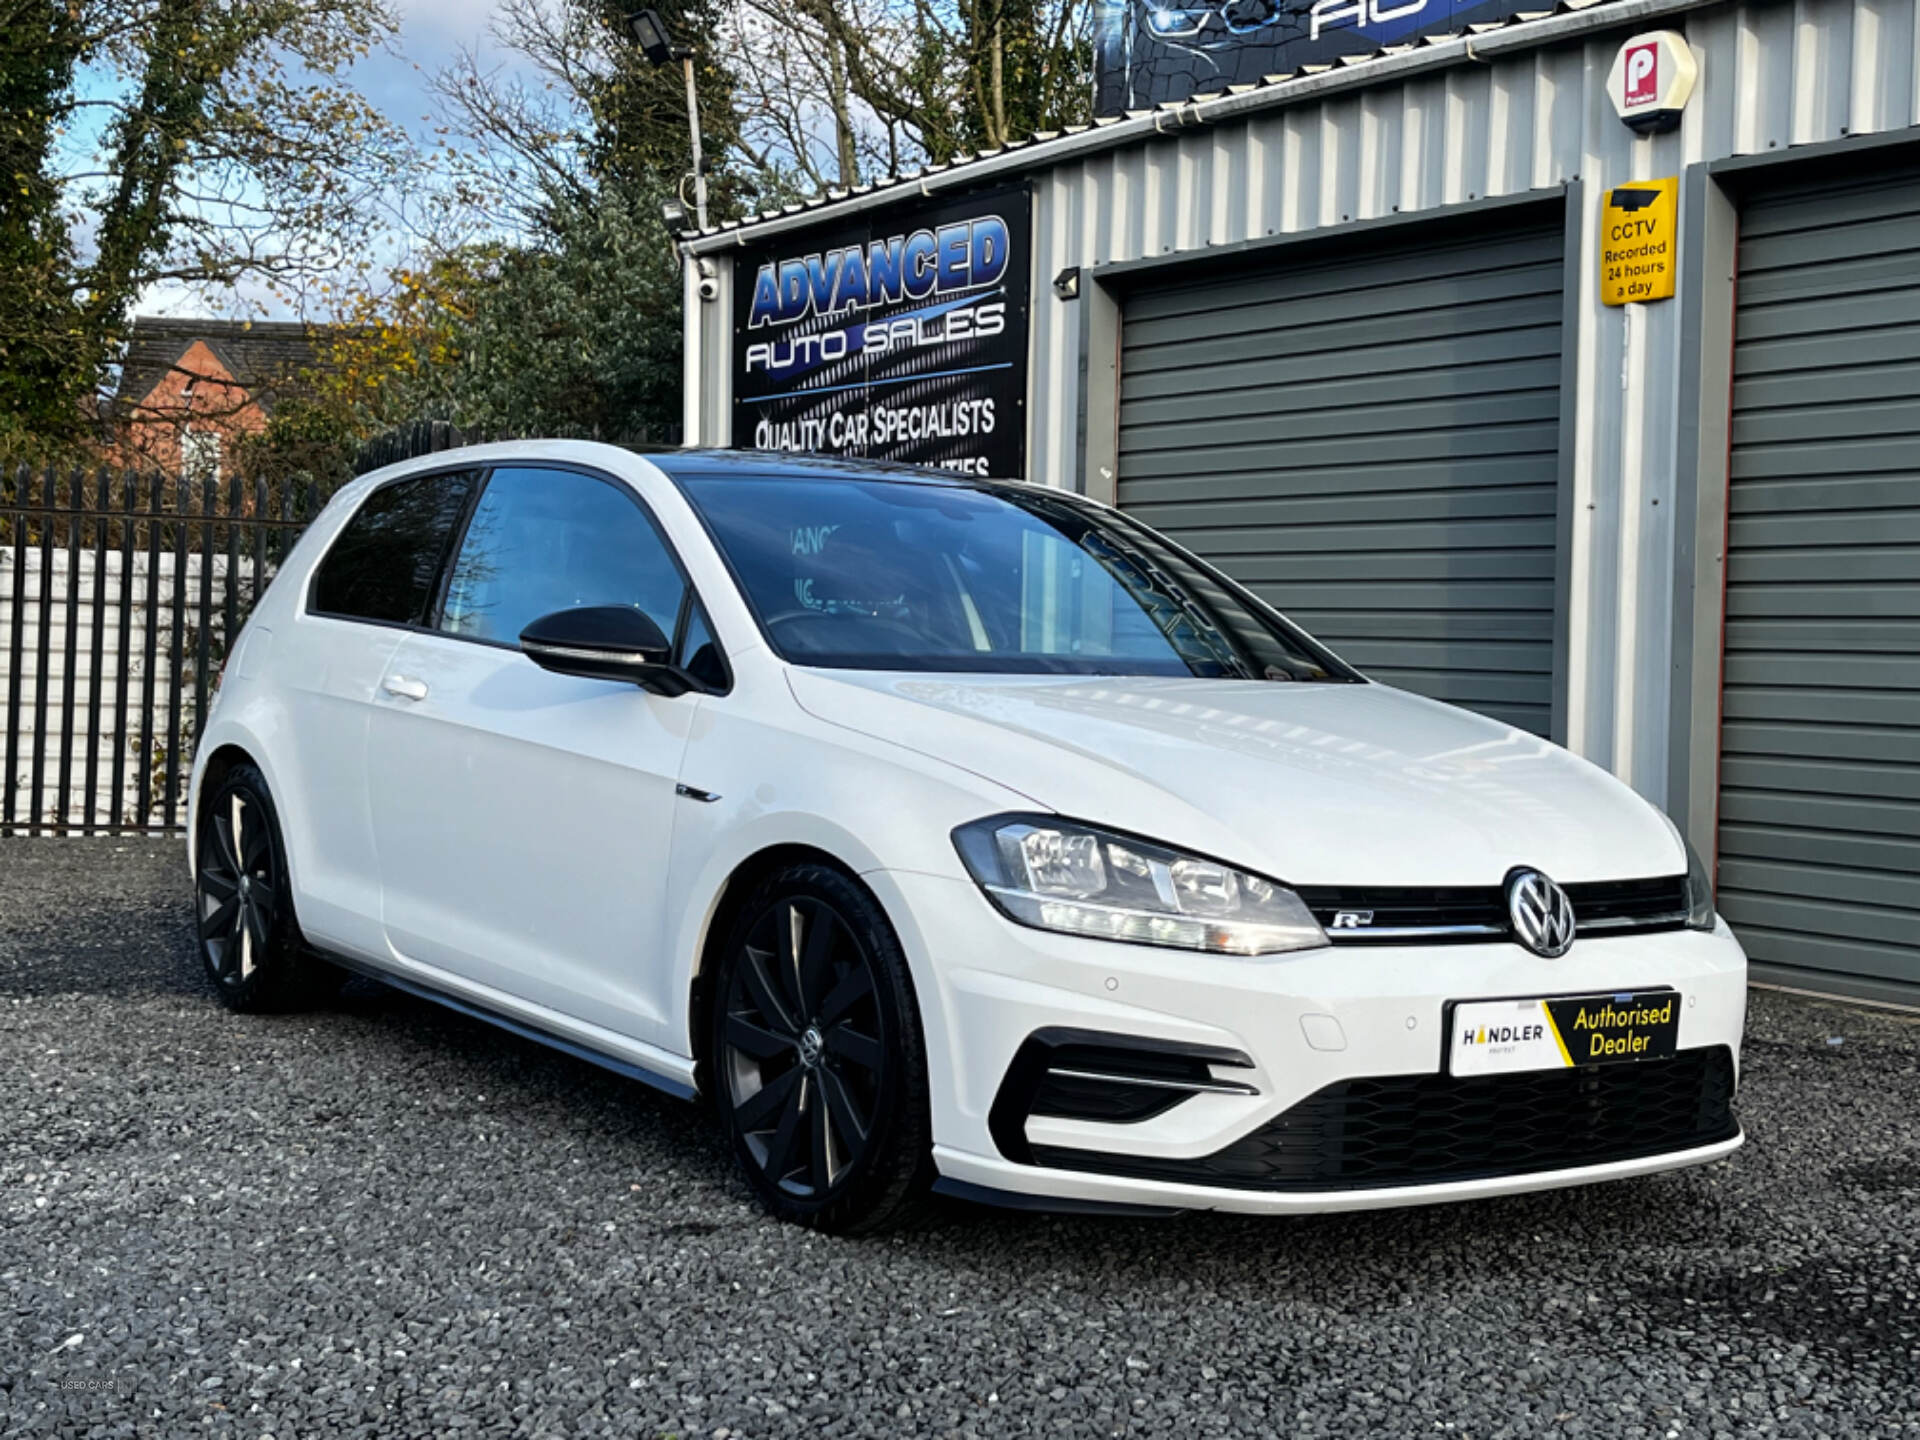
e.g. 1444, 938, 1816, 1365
196, 743, 258, 811
689, 844, 893, 1099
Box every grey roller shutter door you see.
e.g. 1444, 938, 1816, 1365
1115, 217, 1565, 734
1717, 160, 1920, 1001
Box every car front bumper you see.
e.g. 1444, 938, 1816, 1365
868, 869, 1750, 1215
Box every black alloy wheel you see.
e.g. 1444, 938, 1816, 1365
713, 864, 931, 1231
194, 762, 337, 1012
198, 785, 276, 983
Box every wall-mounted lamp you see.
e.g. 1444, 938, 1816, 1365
1052, 266, 1082, 301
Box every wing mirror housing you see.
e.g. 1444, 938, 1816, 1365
519, 606, 696, 696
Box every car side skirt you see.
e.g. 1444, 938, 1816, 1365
322, 950, 701, 1102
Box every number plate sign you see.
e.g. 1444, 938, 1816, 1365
1450, 991, 1680, 1076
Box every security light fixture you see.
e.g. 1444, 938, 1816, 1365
660, 195, 690, 232
624, 9, 708, 233
626, 9, 690, 64
1052, 266, 1082, 301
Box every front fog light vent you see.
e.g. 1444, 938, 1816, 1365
989, 1029, 1258, 1163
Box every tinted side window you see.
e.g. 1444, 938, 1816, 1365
441, 467, 687, 647
678, 604, 727, 690
311, 471, 476, 625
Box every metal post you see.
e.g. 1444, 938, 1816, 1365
682, 53, 708, 233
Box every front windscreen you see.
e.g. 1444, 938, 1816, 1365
678, 474, 1358, 681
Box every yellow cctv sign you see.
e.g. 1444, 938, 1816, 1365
1601, 178, 1677, 305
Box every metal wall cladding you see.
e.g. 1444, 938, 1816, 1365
1021, 0, 1920, 804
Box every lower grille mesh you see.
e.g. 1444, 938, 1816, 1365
1030, 1046, 1737, 1191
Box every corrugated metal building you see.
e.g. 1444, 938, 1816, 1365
681, 0, 1920, 1006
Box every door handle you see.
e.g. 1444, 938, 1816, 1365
382, 675, 429, 701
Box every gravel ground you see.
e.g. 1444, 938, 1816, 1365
1, 838, 1917, 1440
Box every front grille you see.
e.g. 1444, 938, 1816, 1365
1029, 1046, 1737, 1191
1567, 875, 1690, 930
1297, 884, 1506, 937
1298, 874, 1689, 944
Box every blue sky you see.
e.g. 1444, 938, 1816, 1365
362, 0, 512, 143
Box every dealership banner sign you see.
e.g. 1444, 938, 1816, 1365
1094, 0, 1541, 112
732, 184, 1031, 478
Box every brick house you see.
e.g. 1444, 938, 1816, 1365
111, 318, 332, 478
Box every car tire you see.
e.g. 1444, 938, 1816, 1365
193, 762, 339, 1013
711, 863, 933, 1233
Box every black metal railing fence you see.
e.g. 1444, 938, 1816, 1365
5, 419, 685, 836
1, 466, 323, 836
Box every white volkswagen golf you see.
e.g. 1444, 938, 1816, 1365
189, 441, 1747, 1231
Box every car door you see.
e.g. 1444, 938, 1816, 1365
284, 468, 477, 959
365, 463, 708, 1047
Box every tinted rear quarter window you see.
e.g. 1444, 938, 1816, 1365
310, 471, 476, 625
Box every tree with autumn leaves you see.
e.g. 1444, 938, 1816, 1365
0, 0, 402, 460
3, 0, 1095, 474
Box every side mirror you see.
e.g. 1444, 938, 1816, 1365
518, 606, 692, 695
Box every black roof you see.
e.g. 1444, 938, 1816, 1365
642, 449, 1004, 486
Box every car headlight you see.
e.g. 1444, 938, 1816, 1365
1682, 840, 1716, 931
952, 815, 1328, 956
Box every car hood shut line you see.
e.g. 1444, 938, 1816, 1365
786, 670, 1684, 889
